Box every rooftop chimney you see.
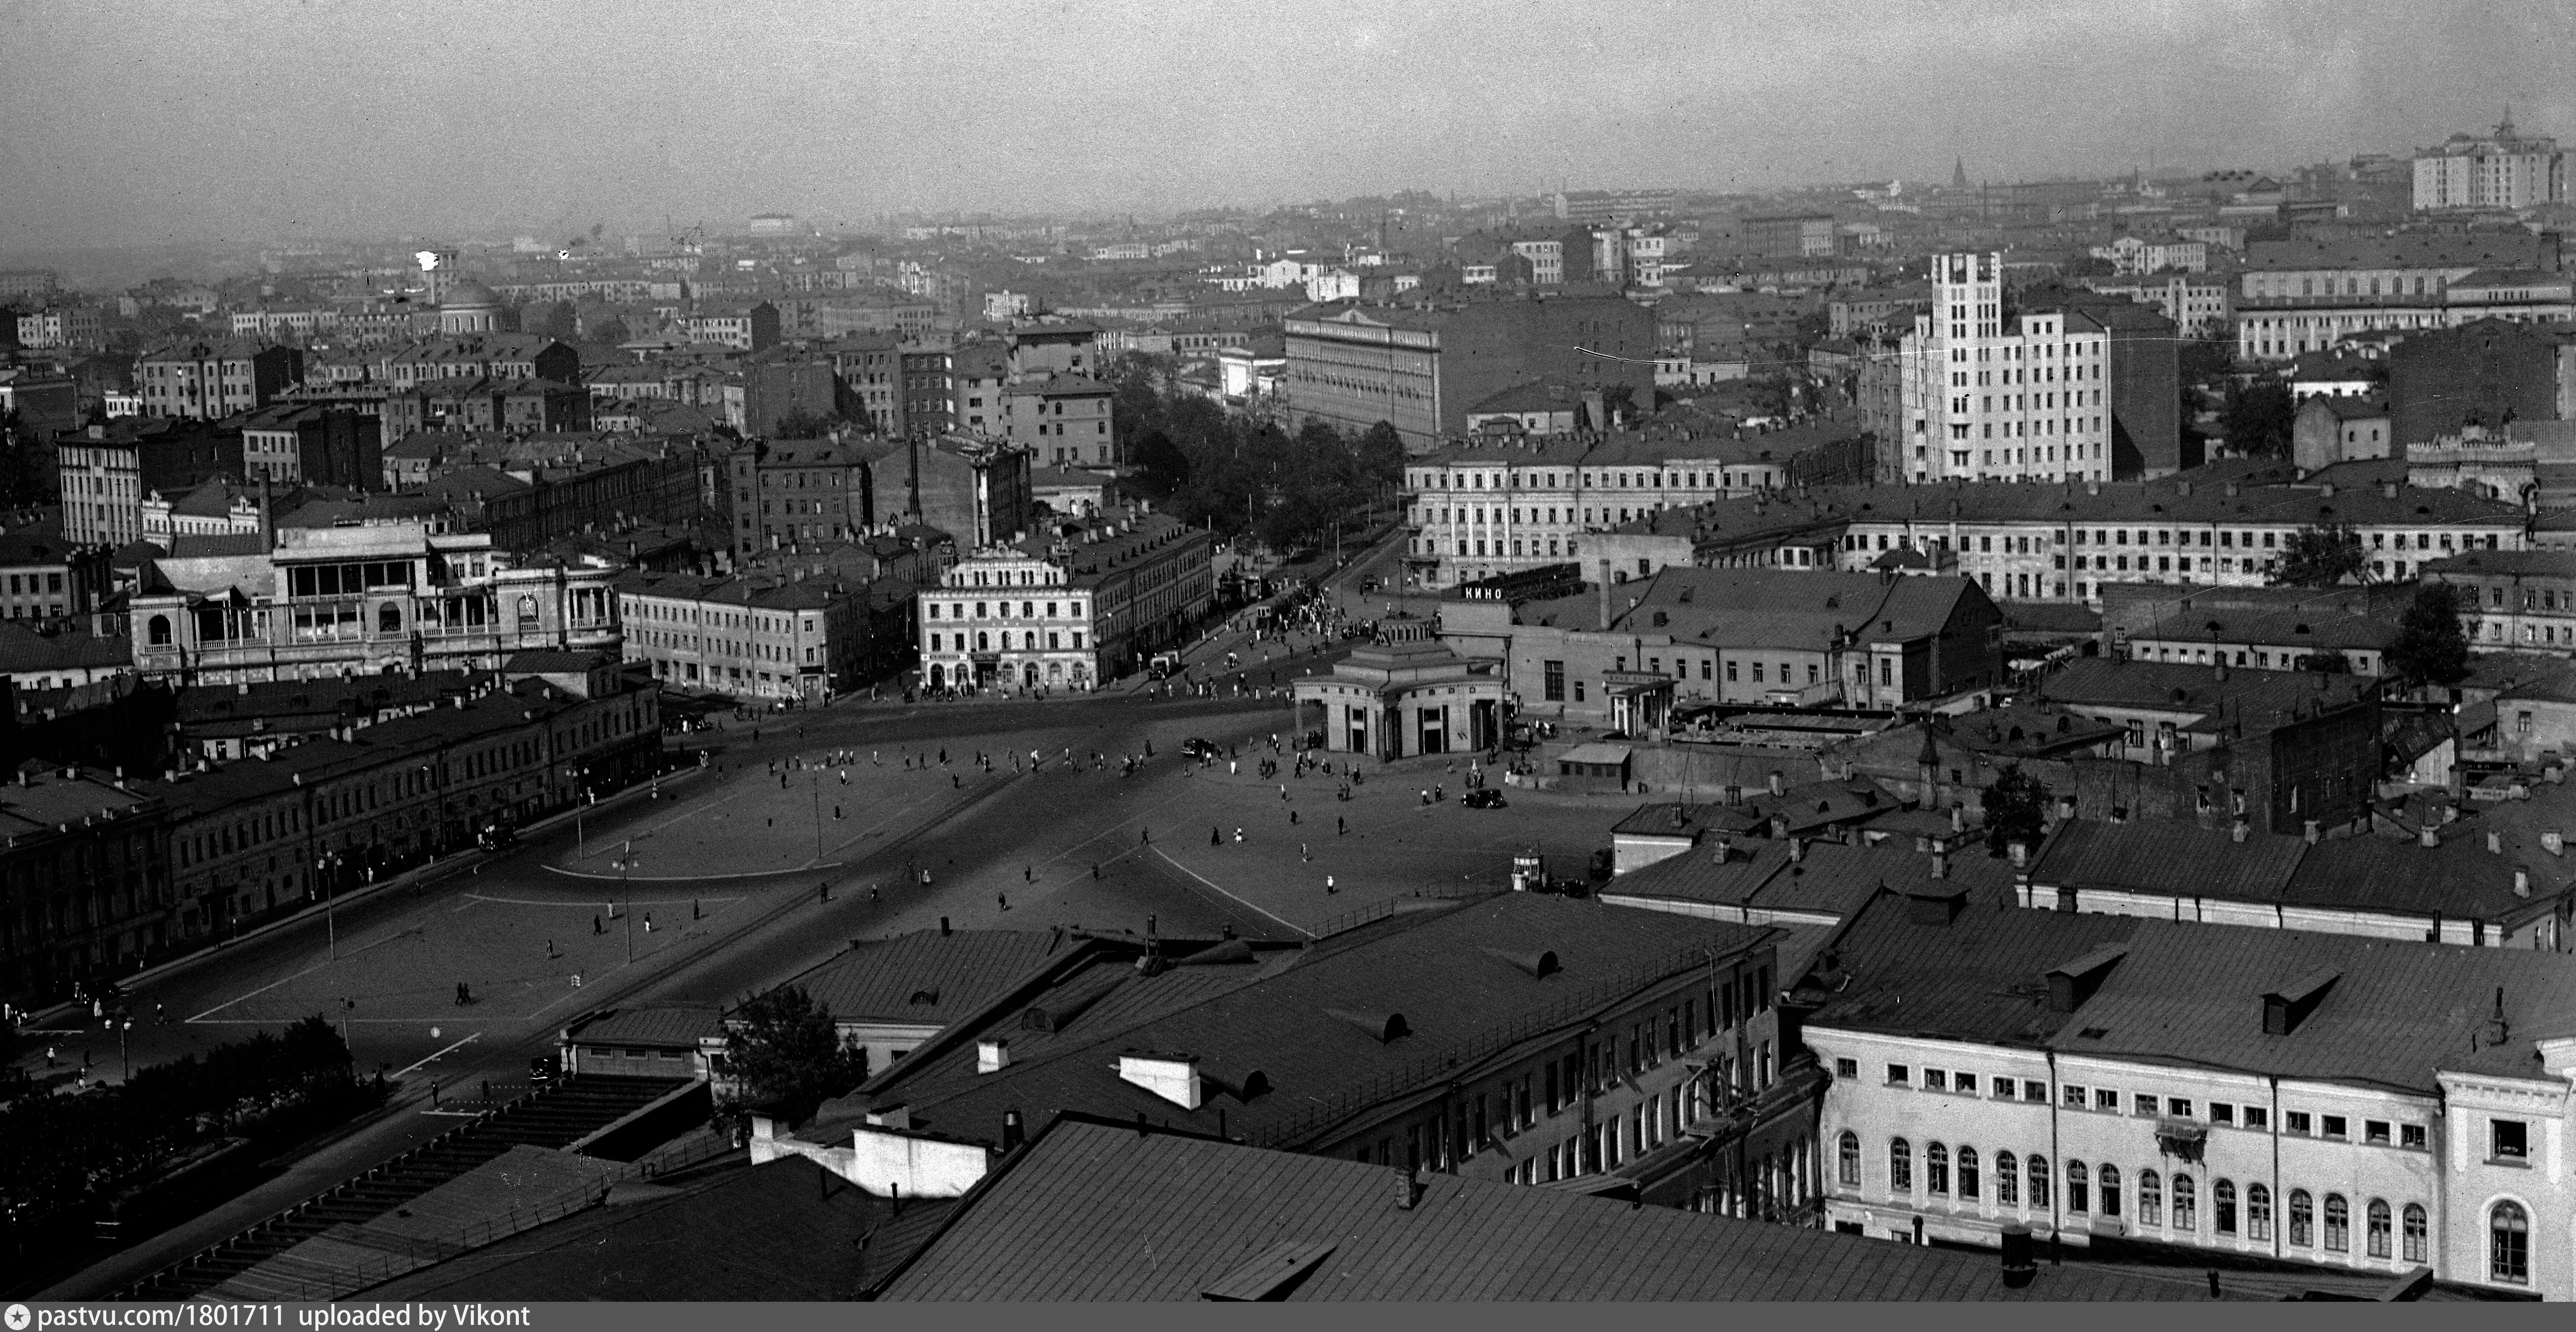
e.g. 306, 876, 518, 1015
1395, 1166, 1423, 1210
2231, 820, 2249, 843
2420, 825, 2439, 849
2488, 831, 2503, 854
1769, 770, 1785, 796
1788, 837, 1806, 863
2546, 831, 2565, 857
1117, 1052, 1204, 1110
2515, 869, 2532, 898
2009, 841, 2029, 869
2303, 820, 2321, 846
977, 1039, 1011, 1074
1001, 1108, 1026, 1152
1930, 849, 1948, 880
939, 916, 952, 937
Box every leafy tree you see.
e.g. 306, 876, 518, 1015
585, 312, 631, 345
2385, 583, 2472, 689
2222, 379, 2296, 458
721, 984, 863, 1120
2273, 522, 2367, 587
1980, 765, 2050, 857
529, 301, 580, 343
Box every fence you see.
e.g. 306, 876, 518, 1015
1311, 885, 1495, 940
1247, 940, 1745, 1149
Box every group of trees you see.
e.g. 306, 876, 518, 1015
1, 1015, 366, 1246
2269, 523, 2470, 687
1108, 355, 1402, 554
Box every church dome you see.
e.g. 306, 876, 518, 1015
442, 279, 499, 311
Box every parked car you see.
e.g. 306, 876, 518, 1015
530, 1055, 560, 1083
477, 822, 517, 852
1464, 789, 1507, 809
1182, 737, 1223, 761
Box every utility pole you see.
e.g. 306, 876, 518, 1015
616, 842, 637, 964
813, 782, 823, 863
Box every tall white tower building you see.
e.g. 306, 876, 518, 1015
1894, 252, 2113, 485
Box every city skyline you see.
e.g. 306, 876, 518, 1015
3, 0, 2573, 252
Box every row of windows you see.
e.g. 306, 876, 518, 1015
926, 600, 1090, 621
928, 630, 1084, 653
1844, 1134, 2453, 1266
1411, 469, 1763, 491
1864, 1062, 2431, 1148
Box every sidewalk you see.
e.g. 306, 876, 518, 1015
13, 766, 711, 1032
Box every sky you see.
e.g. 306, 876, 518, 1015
1, 0, 2572, 250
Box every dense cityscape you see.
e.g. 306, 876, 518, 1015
4, 3, 2576, 1310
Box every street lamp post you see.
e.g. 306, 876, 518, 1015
316, 851, 343, 958
614, 842, 637, 964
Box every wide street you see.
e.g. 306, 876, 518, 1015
22, 524, 1644, 1297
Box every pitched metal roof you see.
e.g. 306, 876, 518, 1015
877, 1117, 2234, 1301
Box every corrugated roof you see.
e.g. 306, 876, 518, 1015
878, 1118, 2233, 1301
860, 895, 1776, 1152
2046, 920, 2576, 1092
786, 928, 1068, 1027
2031, 820, 2310, 903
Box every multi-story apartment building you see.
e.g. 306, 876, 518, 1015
1440, 566, 2005, 719
948, 341, 1009, 434
234, 404, 378, 488
918, 506, 1209, 692
2081, 274, 2233, 339
138, 340, 303, 421
0, 766, 171, 1007
908, 433, 1034, 550
1401, 428, 1814, 588
14, 306, 101, 349
728, 437, 894, 556
1828, 475, 2525, 603
1892, 254, 2122, 485
2413, 117, 2567, 211
1509, 237, 1564, 285
0, 529, 113, 626
1806, 885, 2576, 1300
615, 568, 862, 699
898, 343, 952, 438
681, 301, 781, 352
2423, 549, 2576, 653
1284, 296, 1656, 452
2233, 233, 2567, 362
153, 659, 656, 956
369, 334, 580, 388
763, 893, 1808, 1222
58, 418, 246, 547
2086, 236, 2208, 275
128, 523, 622, 684
999, 373, 1116, 467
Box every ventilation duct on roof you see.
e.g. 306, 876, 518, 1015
1481, 947, 1561, 979
1325, 1008, 1410, 1043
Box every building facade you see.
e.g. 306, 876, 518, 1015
918, 508, 1210, 692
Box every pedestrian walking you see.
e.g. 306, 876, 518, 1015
1234, 827, 1245, 843
998, 892, 1010, 911
1338, 815, 1347, 835
1290, 809, 1300, 825
1212, 826, 1222, 846
1326, 875, 1337, 894
1025, 865, 1033, 882
1301, 842, 1310, 861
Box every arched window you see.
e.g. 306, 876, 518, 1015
2366, 1200, 2391, 1259
2491, 1202, 2529, 1284
2289, 1189, 2314, 1247
378, 603, 401, 633
2137, 1169, 2162, 1226
2065, 1160, 2088, 1213
2215, 1179, 2238, 1235
2403, 1204, 2428, 1263
927, 664, 945, 689
148, 614, 171, 646
1994, 1150, 2018, 1206
2172, 1174, 2196, 1232
2098, 1164, 2122, 1218
1837, 1131, 1859, 1187
2248, 1183, 2273, 1241
1926, 1142, 1949, 1195
1889, 1139, 1911, 1192
2323, 1194, 2349, 1252
2025, 1154, 2047, 1210
975, 632, 989, 652
1957, 1146, 1979, 1200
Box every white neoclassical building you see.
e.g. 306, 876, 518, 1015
1800, 886, 2576, 1300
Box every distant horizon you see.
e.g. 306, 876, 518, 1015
3, 0, 2570, 258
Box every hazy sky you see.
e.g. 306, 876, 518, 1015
2, 0, 2571, 249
